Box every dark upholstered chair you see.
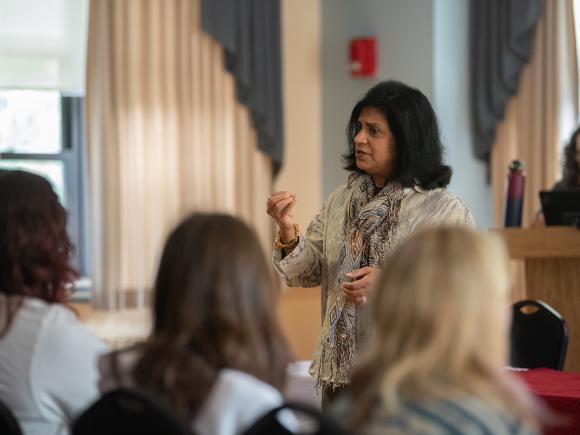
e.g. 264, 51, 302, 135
0, 398, 23, 435
510, 299, 568, 370
72, 388, 193, 435
242, 402, 351, 435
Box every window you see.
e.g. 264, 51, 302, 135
0, 89, 89, 282
0, 0, 91, 298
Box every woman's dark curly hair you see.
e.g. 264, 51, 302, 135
561, 126, 580, 188
343, 80, 452, 189
0, 170, 76, 304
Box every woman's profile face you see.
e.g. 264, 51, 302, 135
353, 106, 397, 186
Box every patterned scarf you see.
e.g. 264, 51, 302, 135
311, 173, 403, 389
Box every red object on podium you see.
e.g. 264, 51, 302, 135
504, 160, 526, 227
349, 37, 377, 77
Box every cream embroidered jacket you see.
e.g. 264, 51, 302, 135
272, 182, 475, 384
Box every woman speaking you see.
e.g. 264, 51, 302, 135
267, 80, 474, 407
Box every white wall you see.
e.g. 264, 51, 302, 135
433, 0, 492, 228
321, 0, 493, 228
321, 0, 434, 197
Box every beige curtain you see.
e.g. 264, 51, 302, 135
491, 0, 579, 228
86, 0, 272, 309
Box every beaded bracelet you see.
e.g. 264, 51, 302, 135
274, 224, 300, 251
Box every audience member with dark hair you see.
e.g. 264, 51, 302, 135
267, 80, 474, 407
342, 227, 540, 435
98, 213, 292, 434
553, 125, 580, 190
0, 169, 107, 435
532, 126, 580, 226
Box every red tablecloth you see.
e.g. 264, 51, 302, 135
517, 368, 580, 434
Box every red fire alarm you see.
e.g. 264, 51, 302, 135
349, 37, 377, 77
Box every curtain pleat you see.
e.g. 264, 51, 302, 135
200, 0, 284, 170
86, 0, 273, 309
470, 0, 543, 161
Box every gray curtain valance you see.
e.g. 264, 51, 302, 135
201, 0, 284, 173
471, 0, 543, 161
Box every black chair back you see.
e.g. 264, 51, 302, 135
0, 398, 23, 435
72, 388, 193, 435
510, 299, 568, 370
242, 402, 351, 435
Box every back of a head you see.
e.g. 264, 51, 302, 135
372, 227, 510, 377
133, 213, 290, 418
351, 227, 516, 423
562, 126, 580, 187
0, 170, 75, 303
344, 80, 452, 189
152, 213, 277, 351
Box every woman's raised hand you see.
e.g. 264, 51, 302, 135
266, 191, 297, 241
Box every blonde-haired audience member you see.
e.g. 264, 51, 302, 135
98, 213, 292, 435
339, 227, 540, 435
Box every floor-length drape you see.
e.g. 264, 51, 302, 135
491, 0, 579, 229
86, 0, 272, 309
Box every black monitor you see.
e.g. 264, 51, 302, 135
539, 190, 580, 227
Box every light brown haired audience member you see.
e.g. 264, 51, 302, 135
339, 227, 540, 435
98, 213, 292, 435
0, 170, 107, 435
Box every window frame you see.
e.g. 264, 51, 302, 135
0, 95, 89, 279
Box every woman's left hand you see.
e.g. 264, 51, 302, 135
342, 267, 380, 305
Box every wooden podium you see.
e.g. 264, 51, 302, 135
496, 227, 580, 371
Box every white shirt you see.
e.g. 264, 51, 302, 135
0, 296, 107, 435
99, 349, 284, 435
193, 369, 284, 435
